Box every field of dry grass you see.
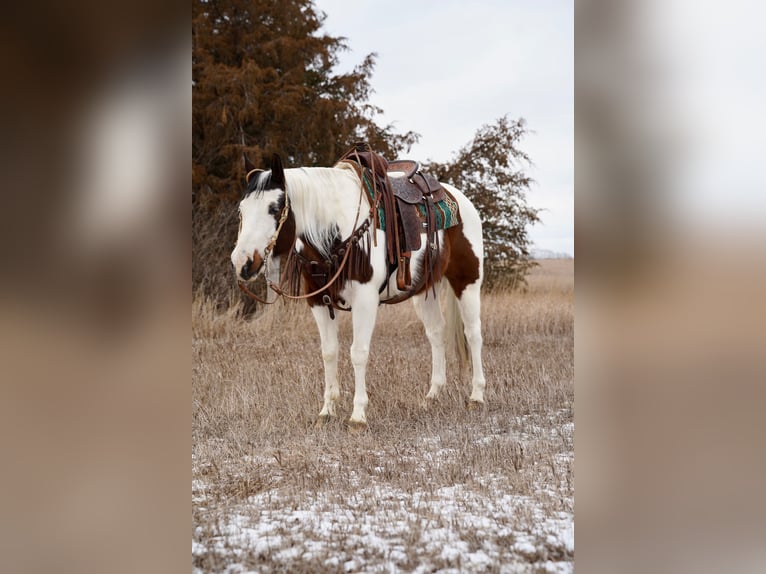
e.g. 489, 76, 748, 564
193, 259, 574, 573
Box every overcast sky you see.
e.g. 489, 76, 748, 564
314, 0, 574, 256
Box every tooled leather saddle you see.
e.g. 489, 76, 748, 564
338, 143, 446, 295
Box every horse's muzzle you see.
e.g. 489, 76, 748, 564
238, 252, 264, 280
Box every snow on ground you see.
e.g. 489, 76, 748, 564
194, 483, 573, 573
193, 414, 573, 572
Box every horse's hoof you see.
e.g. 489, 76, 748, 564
347, 420, 368, 434
467, 399, 484, 411
315, 414, 335, 428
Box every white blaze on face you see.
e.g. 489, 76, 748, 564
230, 188, 283, 275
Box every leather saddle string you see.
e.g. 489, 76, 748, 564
424, 189, 438, 298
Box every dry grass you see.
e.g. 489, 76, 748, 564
193, 259, 574, 572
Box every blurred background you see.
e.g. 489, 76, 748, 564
0, 1, 188, 572
577, 0, 766, 572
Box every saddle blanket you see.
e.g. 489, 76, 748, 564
361, 172, 462, 231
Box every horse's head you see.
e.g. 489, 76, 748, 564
231, 153, 294, 281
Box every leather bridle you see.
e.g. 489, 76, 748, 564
237, 168, 367, 306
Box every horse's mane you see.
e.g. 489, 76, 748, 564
284, 163, 363, 257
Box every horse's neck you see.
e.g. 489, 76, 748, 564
285, 167, 363, 240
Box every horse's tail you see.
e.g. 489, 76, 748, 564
444, 281, 469, 370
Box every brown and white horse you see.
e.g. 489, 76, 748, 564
231, 153, 485, 430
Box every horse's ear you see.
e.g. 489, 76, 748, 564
270, 153, 285, 189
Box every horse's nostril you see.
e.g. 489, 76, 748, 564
240, 258, 253, 279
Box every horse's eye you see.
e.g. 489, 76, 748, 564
268, 204, 280, 216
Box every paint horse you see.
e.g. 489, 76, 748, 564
231, 147, 485, 430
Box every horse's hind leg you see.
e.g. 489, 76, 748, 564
456, 282, 486, 405
311, 305, 340, 423
412, 283, 447, 400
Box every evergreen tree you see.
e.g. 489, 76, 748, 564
192, 0, 417, 200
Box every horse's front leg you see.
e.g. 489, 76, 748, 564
348, 284, 380, 431
310, 304, 339, 425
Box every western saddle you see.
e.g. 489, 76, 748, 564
338, 143, 449, 295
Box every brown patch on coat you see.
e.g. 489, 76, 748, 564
250, 250, 264, 273
273, 211, 295, 257
443, 223, 481, 298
